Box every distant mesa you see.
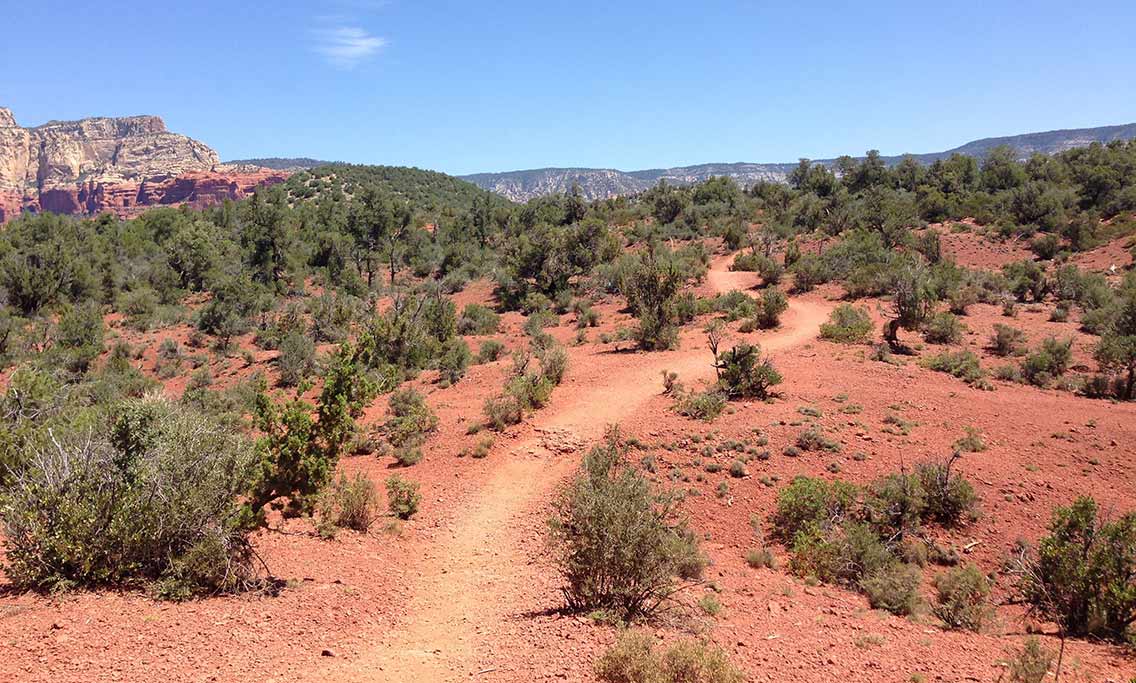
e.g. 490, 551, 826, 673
0, 107, 288, 223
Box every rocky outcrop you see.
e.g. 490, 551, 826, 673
0, 107, 287, 222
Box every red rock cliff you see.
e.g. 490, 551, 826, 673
0, 107, 287, 222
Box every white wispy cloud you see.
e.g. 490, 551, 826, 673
312, 25, 386, 68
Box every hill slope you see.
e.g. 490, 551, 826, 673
461, 122, 1136, 201
286, 163, 511, 213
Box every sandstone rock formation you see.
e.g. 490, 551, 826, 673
0, 107, 287, 222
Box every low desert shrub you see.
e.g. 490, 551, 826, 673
795, 426, 840, 452
991, 324, 1026, 356
788, 520, 892, 586
713, 290, 758, 322
574, 300, 601, 328
477, 339, 506, 363
594, 631, 744, 683
1020, 337, 1073, 387
915, 456, 979, 527
277, 332, 316, 387
819, 304, 874, 343
953, 427, 987, 453
713, 343, 782, 398
385, 475, 421, 519
750, 288, 788, 330
770, 476, 858, 543
861, 562, 923, 615
549, 430, 704, 619
316, 472, 378, 537
1007, 637, 1054, 683
457, 304, 500, 335
383, 388, 438, 450
483, 342, 568, 431
436, 338, 472, 386
484, 394, 525, 431
672, 389, 727, 422
921, 350, 989, 388
922, 312, 966, 345
932, 564, 992, 631
745, 548, 775, 569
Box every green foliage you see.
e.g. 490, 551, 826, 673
819, 304, 874, 343
247, 341, 376, 520
770, 476, 858, 543
1018, 496, 1136, 641
1093, 276, 1136, 399
672, 389, 727, 422
713, 343, 782, 398
594, 630, 745, 683
483, 341, 568, 431
922, 311, 966, 345
915, 457, 980, 527
457, 303, 500, 335
1003, 260, 1049, 303
795, 426, 840, 452
933, 564, 992, 631
436, 338, 472, 386
861, 562, 923, 615
382, 388, 439, 459
316, 473, 379, 537
1021, 337, 1073, 387
308, 292, 362, 343
196, 276, 265, 346
1030, 233, 1061, 260
621, 244, 702, 351
991, 324, 1027, 356
276, 332, 316, 387
550, 430, 704, 619
385, 475, 421, 519
749, 288, 788, 329
0, 397, 256, 596
477, 339, 506, 363
884, 261, 936, 349
54, 302, 106, 375
921, 350, 988, 388
771, 465, 979, 615
1007, 637, 1054, 683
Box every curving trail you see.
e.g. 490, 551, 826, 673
301, 254, 831, 683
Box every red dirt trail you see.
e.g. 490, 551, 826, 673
298, 257, 831, 682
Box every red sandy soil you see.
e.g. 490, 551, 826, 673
2, 250, 1135, 683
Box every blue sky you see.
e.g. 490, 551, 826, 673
2, 1, 1134, 175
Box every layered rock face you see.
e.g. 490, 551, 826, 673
0, 107, 286, 222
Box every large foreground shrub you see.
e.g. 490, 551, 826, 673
1016, 496, 1136, 642
550, 430, 703, 619
0, 396, 257, 597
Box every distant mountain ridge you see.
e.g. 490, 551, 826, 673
225, 157, 333, 171
460, 122, 1136, 202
